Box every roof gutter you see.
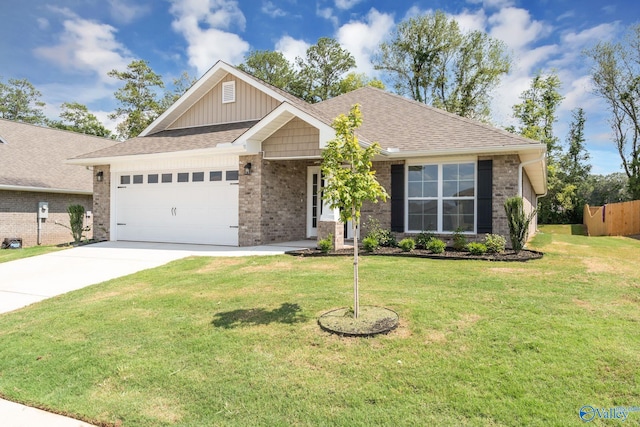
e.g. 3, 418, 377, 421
519, 151, 548, 197
382, 144, 545, 158
0, 184, 92, 195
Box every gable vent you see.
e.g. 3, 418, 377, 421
222, 81, 236, 104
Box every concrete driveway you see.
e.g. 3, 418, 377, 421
0, 239, 314, 427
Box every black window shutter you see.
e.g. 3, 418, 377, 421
477, 160, 493, 234
391, 164, 405, 232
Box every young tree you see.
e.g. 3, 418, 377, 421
238, 50, 297, 92
293, 37, 356, 103
108, 60, 165, 140
374, 10, 510, 122
48, 102, 112, 138
321, 104, 388, 319
0, 77, 46, 124
585, 24, 640, 199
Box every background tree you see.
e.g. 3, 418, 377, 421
558, 108, 591, 222
48, 102, 112, 138
374, 10, 510, 121
321, 104, 388, 319
108, 60, 165, 139
238, 50, 297, 92
293, 37, 356, 103
160, 71, 197, 111
508, 71, 565, 223
336, 72, 385, 94
585, 24, 640, 199
586, 173, 631, 206
0, 77, 46, 124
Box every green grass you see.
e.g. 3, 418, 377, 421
0, 225, 638, 426
0, 244, 65, 263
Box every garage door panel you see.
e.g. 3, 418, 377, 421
115, 169, 239, 246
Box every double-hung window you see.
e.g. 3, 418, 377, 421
407, 162, 476, 233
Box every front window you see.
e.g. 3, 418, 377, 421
407, 162, 476, 233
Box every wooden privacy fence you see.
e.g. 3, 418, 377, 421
583, 200, 640, 236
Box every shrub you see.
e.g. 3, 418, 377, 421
452, 227, 468, 251
67, 204, 88, 243
415, 231, 435, 249
426, 238, 446, 254
398, 238, 416, 252
504, 196, 536, 253
362, 236, 379, 252
484, 234, 506, 253
364, 216, 396, 247
467, 242, 488, 255
317, 234, 333, 253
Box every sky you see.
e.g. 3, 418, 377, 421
1, 0, 638, 175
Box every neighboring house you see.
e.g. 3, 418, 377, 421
0, 119, 118, 247
69, 61, 546, 248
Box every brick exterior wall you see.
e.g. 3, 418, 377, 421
484, 154, 520, 240
0, 190, 93, 247
239, 154, 315, 246
92, 165, 111, 242
360, 160, 405, 237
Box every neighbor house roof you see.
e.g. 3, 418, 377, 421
0, 119, 119, 194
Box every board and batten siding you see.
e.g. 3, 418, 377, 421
263, 118, 321, 158
168, 74, 281, 129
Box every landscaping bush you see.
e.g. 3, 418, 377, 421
398, 238, 416, 252
466, 242, 488, 255
427, 238, 446, 254
415, 231, 435, 249
317, 234, 333, 253
364, 216, 396, 247
362, 236, 379, 252
67, 204, 88, 243
452, 227, 468, 251
504, 196, 536, 253
484, 234, 506, 253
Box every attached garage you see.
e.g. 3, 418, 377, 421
114, 167, 239, 246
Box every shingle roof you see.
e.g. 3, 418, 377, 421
0, 119, 119, 192
73, 121, 257, 160
314, 86, 541, 152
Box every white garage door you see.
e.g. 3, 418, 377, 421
115, 169, 239, 246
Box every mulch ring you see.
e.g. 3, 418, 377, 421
288, 246, 543, 262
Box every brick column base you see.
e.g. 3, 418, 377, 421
318, 221, 344, 250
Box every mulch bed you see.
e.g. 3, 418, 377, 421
288, 246, 543, 262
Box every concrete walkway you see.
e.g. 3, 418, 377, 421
0, 240, 314, 427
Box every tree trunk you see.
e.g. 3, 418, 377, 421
352, 207, 359, 319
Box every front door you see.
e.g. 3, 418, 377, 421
307, 167, 323, 237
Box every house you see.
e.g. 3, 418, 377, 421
69, 61, 546, 248
0, 119, 118, 247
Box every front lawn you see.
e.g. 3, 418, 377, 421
0, 226, 638, 426
0, 244, 65, 263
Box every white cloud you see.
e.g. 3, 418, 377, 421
335, 0, 363, 10
169, 0, 250, 75
336, 8, 395, 75
562, 22, 620, 48
36, 17, 49, 30
488, 7, 551, 51
108, 0, 151, 24
275, 35, 310, 64
261, 1, 286, 18
466, 0, 515, 8
33, 12, 133, 83
317, 5, 338, 27
450, 9, 487, 33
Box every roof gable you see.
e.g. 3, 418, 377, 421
140, 61, 300, 136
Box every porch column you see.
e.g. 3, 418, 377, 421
318, 201, 344, 250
